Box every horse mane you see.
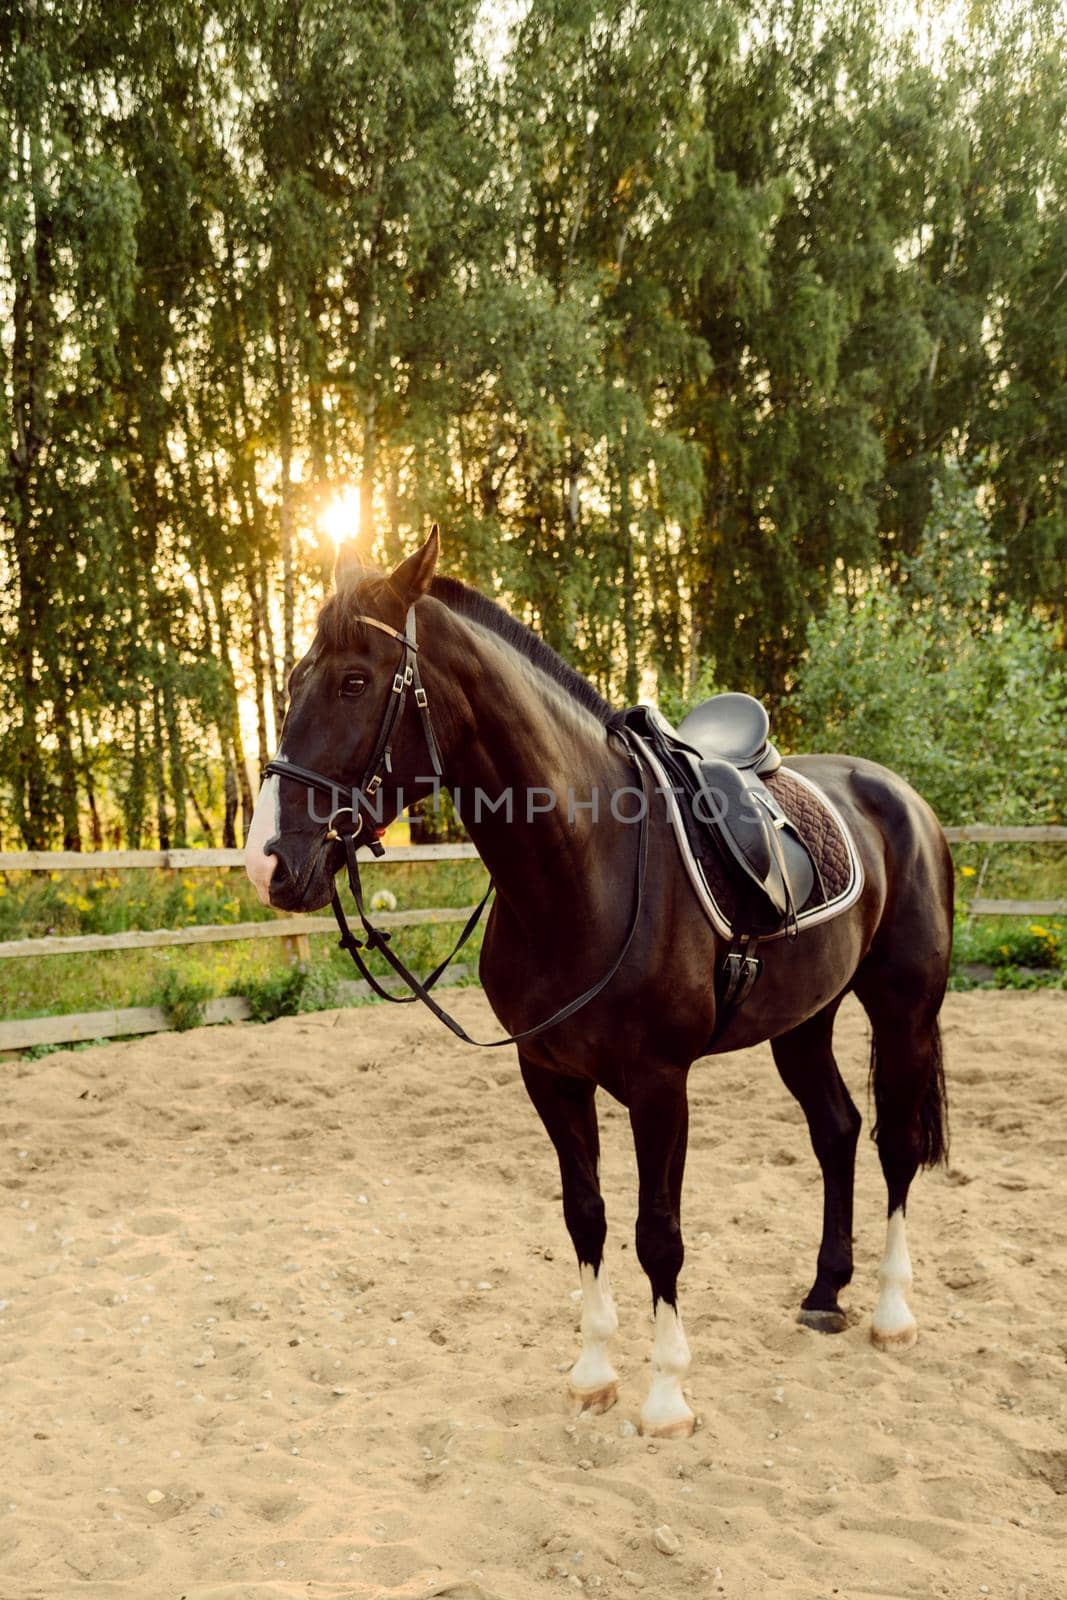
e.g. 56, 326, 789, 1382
316, 570, 614, 726
429, 576, 613, 725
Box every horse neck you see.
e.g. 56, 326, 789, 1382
421, 610, 633, 920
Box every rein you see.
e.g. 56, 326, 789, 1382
263, 605, 650, 1048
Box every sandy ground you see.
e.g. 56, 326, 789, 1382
1, 988, 1065, 1600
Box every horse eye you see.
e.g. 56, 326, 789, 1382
340, 673, 367, 698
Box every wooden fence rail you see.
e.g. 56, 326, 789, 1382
0, 904, 477, 962
943, 825, 1067, 844
0, 840, 485, 1052
0, 827, 1062, 874
969, 898, 1067, 917
941, 825, 1067, 918
0, 967, 473, 1054
0, 826, 1062, 1053
0, 842, 479, 872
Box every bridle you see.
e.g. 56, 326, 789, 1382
262, 603, 650, 1048
266, 606, 442, 858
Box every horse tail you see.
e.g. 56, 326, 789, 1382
869, 1014, 949, 1169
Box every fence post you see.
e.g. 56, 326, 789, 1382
282, 932, 312, 965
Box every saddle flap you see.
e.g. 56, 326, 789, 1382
696, 757, 784, 909
696, 759, 815, 920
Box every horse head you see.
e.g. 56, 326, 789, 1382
244, 527, 441, 911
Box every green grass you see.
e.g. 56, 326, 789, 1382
950, 913, 1065, 990
0, 857, 487, 941
1, 839, 1063, 1031
0, 859, 489, 1024
950, 839, 1067, 904
948, 840, 1065, 990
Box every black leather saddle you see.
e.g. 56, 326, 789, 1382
614, 693, 815, 933
677, 691, 780, 774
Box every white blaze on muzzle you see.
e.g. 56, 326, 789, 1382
244, 772, 281, 904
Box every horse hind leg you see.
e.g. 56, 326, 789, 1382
771, 1000, 862, 1334
856, 978, 950, 1352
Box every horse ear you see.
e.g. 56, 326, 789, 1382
389, 524, 440, 605
334, 539, 364, 589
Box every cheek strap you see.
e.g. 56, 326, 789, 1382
264, 604, 442, 861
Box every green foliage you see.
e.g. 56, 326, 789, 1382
2, 2, 1066, 846
955, 914, 1063, 972
0, 857, 489, 1025
790, 472, 1067, 824
154, 970, 211, 1032
237, 963, 338, 1023
0, 857, 488, 941
950, 912, 1065, 991
0, 868, 268, 941
21, 1039, 105, 1060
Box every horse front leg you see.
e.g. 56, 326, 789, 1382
629, 1064, 695, 1439
520, 1056, 619, 1414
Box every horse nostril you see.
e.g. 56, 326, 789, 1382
247, 850, 278, 905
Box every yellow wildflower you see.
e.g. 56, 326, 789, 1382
960, 865, 976, 877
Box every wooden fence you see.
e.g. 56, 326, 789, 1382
0, 842, 480, 1052
0, 826, 1062, 1052
941, 825, 1067, 918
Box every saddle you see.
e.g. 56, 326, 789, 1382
615, 693, 815, 934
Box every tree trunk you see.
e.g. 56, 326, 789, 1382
359, 155, 387, 550
127, 700, 146, 848
259, 550, 285, 741
231, 702, 255, 843
307, 328, 334, 591
209, 577, 255, 843
385, 458, 403, 566
617, 436, 639, 704
54, 698, 81, 851
151, 680, 170, 850
221, 737, 239, 849
78, 709, 103, 851
272, 282, 297, 682
9, 97, 54, 848
246, 564, 271, 772
161, 645, 188, 847
189, 779, 216, 847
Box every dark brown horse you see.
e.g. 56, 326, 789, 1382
245, 530, 952, 1438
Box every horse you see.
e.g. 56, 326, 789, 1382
244, 528, 952, 1439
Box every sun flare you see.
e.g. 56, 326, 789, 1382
321, 486, 361, 548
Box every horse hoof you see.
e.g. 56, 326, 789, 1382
797, 1307, 848, 1334
570, 1380, 619, 1415
870, 1320, 918, 1352
639, 1410, 696, 1441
